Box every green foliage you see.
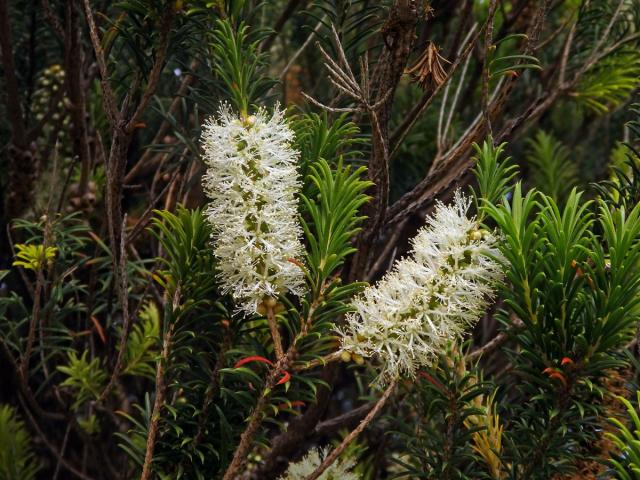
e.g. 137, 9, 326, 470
210, 19, 273, 116
306, 0, 386, 56
4, 1, 640, 477
116, 394, 153, 469
477, 149, 640, 477
524, 130, 578, 203
488, 33, 542, 79
574, 50, 640, 114
121, 302, 160, 378
291, 112, 364, 180
607, 392, 640, 480
121, 207, 239, 479
0, 405, 39, 480
301, 157, 371, 295
286, 151, 371, 376
149, 206, 217, 304
391, 348, 491, 479
78, 414, 101, 436
471, 138, 517, 211
595, 104, 640, 209
570, 0, 640, 115
57, 350, 108, 411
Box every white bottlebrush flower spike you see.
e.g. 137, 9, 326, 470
201, 104, 306, 314
340, 191, 503, 383
278, 447, 360, 480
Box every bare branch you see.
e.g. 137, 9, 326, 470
81, 0, 120, 127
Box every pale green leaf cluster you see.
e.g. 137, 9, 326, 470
57, 351, 108, 411
122, 302, 160, 379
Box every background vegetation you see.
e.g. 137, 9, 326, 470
2, 0, 640, 478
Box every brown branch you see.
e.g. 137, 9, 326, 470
312, 401, 375, 438
140, 321, 175, 480
383, 0, 551, 239
348, 0, 419, 280
20, 246, 49, 381
389, 23, 483, 158
81, 0, 120, 127
64, 0, 93, 193
222, 353, 292, 480
466, 317, 525, 362
482, 0, 499, 138
292, 351, 343, 372
304, 378, 398, 480
41, 0, 65, 39
125, 7, 174, 133
0, 0, 38, 217
20, 397, 95, 480
124, 60, 199, 183
266, 302, 285, 360
127, 168, 181, 243
96, 216, 131, 405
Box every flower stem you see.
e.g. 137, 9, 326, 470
267, 303, 284, 360
292, 351, 344, 372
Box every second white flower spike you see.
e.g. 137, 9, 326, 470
340, 191, 504, 383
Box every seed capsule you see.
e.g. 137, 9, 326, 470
469, 230, 482, 241
340, 351, 352, 363
353, 354, 365, 366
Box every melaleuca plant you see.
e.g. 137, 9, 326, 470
476, 141, 640, 479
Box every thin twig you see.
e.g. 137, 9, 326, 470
140, 321, 175, 480
304, 378, 398, 480
52, 423, 72, 480
124, 60, 199, 183
389, 24, 483, 159
81, 0, 120, 127
96, 215, 130, 405
20, 397, 95, 480
261, 0, 308, 52
482, 0, 499, 138
292, 351, 343, 372
267, 303, 285, 360
466, 317, 525, 362
222, 353, 292, 480
126, 7, 174, 132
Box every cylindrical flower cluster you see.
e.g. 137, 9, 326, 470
279, 447, 360, 480
201, 105, 306, 315
339, 192, 503, 383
